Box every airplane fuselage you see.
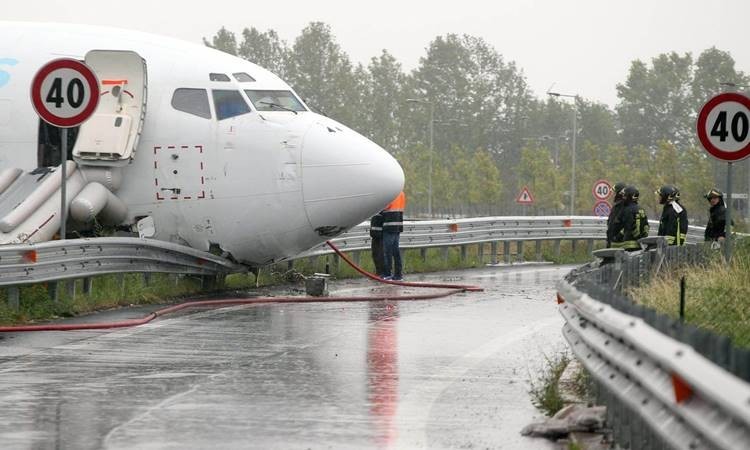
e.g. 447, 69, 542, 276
0, 22, 404, 266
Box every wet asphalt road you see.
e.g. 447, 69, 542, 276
0, 264, 574, 449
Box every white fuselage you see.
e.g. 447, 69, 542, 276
0, 22, 404, 266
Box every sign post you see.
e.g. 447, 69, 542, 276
697, 92, 750, 261
30, 59, 100, 240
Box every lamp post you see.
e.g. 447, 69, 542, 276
719, 82, 750, 221
406, 98, 434, 216
548, 91, 578, 216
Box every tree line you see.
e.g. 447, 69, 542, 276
205, 23, 749, 224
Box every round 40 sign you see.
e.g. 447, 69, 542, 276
697, 92, 750, 162
30, 58, 100, 128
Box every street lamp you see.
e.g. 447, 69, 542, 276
547, 91, 578, 216
406, 98, 434, 216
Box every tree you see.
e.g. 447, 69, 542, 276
518, 143, 564, 215
237, 27, 289, 77
284, 22, 361, 128
203, 26, 238, 55
692, 47, 748, 112
616, 52, 694, 149
363, 50, 407, 153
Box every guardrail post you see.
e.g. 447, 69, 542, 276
478, 243, 484, 264
83, 277, 93, 296
142, 273, 151, 287
586, 239, 594, 256
553, 240, 561, 259
66, 280, 76, 300
571, 239, 578, 254
503, 241, 511, 264
287, 260, 294, 271
516, 241, 524, 262
48, 282, 59, 302
490, 242, 498, 265
351, 251, 361, 266
332, 254, 340, 274
6, 286, 19, 311
441, 247, 449, 264
535, 240, 542, 261
460, 245, 467, 263
420, 248, 427, 262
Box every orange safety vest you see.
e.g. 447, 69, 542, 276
384, 191, 406, 212
383, 191, 405, 233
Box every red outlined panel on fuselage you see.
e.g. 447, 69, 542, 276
153, 145, 206, 201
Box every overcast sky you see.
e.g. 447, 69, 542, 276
4, 0, 747, 107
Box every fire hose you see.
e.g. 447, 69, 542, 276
0, 241, 482, 332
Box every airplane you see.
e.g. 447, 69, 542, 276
0, 22, 404, 268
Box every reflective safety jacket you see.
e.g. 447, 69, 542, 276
704, 202, 726, 241
382, 191, 405, 233
611, 202, 649, 250
369, 212, 384, 239
658, 202, 688, 245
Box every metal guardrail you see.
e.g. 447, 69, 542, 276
558, 279, 750, 450
300, 216, 707, 257
0, 216, 710, 290
0, 237, 245, 287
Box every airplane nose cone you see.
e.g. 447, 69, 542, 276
302, 119, 404, 237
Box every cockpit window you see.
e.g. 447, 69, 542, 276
212, 90, 251, 120
171, 88, 212, 119
244, 90, 307, 112
233, 72, 256, 83
209, 73, 231, 82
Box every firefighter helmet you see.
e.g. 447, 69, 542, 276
704, 188, 723, 200
657, 185, 680, 204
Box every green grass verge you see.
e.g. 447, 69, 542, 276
629, 237, 750, 349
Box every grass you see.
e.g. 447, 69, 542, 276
528, 351, 571, 417
629, 237, 750, 349
0, 273, 205, 325
0, 239, 595, 326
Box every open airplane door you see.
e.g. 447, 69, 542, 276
73, 50, 147, 166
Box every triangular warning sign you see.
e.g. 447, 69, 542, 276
516, 186, 535, 204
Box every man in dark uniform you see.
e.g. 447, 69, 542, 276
704, 188, 726, 242
382, 191, 405, 280
611, 186, 649, 251
657, 185, 688, 246
606, 182, 627, 248
369, 211, 385, 276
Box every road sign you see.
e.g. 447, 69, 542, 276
31, 58, 100, 128
593, 200, 611, 217
697, 92, 750, 162
516, 186, 535, 204
592, 179, 612, 200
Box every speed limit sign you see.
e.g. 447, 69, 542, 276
592, 179, 611, 200
697, 92, 750, 161
30, 58, 100, 128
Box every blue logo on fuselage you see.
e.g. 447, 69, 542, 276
0, 58, 19, 88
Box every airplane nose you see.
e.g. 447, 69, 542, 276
302, 119, 404, 237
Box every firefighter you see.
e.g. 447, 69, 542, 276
606, 182, 627, 248
656, 185, 688, 245
704, 188, 726, 242
611, 186, 649, 251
